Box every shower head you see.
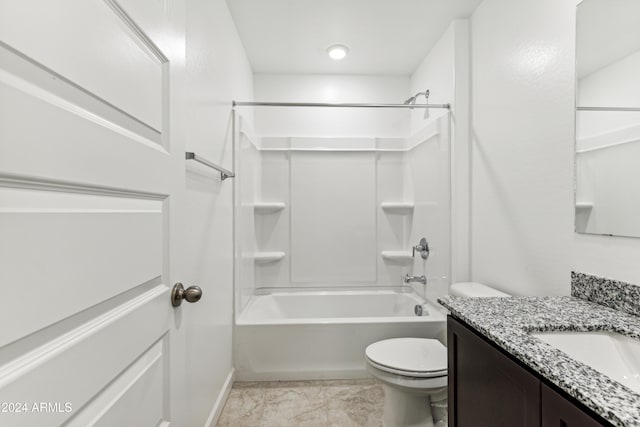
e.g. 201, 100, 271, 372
403, 89, 429, 106
403, 89, 432, 119
403, 96, 416, 105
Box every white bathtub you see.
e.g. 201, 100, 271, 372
234, 288, 447, 381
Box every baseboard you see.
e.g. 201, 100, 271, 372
205, 368, 235, 427
234, 368, 371, 382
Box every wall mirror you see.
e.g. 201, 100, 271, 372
575, 0, 640, 237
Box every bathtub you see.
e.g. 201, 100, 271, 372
234, 287, 447, 381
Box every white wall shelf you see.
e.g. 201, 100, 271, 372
576, 202, 593, 212
381, 202, 415, 214
381, 251, 413, 262
254, 251, 286, 264
254, 202, 286, 214
575, 202, 593, 210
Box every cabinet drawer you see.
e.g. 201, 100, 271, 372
541, 384, 605, 427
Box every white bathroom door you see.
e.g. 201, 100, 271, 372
0, 1, 191, 426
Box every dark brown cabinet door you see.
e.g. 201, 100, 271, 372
448, 316, 541, 427
541, 384, 605, 427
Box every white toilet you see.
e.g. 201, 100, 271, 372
365, 282, 509, 427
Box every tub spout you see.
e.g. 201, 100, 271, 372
404, 274, 427, 285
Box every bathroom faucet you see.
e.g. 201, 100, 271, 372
404, 274, 427, 285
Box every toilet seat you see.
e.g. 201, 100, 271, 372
365, 338, 447, 378
366, 358, 447, 378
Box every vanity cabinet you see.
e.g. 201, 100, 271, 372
447, 315, 540, 427
447, 316, 610, 427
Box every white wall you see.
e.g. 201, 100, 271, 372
410, 24, 455, 134
235, 118, 261, 312
236, 123, 451, 297
291, 152, 377, 283
469, 0, 576, 296
410, 20, 471, 285
405, 119, 452, 302
240, 73, 418, 291
238, 55, 459, 298
406, 24, 458, 298
470, 0, 640, 292
253, 74, 410, 137
248, 142, 429, 290
185, 0, 252, 424
252, 149, 289, 287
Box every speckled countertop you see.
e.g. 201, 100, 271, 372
438, 294, 640, 427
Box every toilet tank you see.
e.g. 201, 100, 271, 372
450, 282, 510, 297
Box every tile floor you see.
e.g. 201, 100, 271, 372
216, 379, 384, 427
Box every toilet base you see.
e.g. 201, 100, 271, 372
381, 384, 447, 427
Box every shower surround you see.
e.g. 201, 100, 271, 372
233, 99, 452, 379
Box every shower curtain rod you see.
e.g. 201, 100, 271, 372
232, 101, 450, 109
577, 106, 640, 112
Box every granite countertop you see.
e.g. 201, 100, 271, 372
438, 294, 640, 427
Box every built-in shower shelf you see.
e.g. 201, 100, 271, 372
575, 202, 593, 211
254, 251, 286, 264
381, 251, 413, 262
254, 202, 286, 214
381, 202, 415, 213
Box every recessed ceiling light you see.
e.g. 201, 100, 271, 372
327, 44, 349, 60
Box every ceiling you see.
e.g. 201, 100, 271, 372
577, 0, 640, 78
226, 0, 483, 76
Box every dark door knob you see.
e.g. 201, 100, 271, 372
171, 282, 203, 307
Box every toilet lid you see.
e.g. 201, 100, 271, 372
365, 338, 447, 376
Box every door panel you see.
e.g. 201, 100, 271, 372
0, 288, 169, 426
0, 0, 164, 130
0, 0, 184, 425
67, 338, 167, 427
0, 187, 163, 347
0, 42, 169, 190
116, 0, 171, 46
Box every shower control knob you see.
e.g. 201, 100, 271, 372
412, 237, 430, 260
171, 282, 203, 307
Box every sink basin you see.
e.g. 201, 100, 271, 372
530, 331, 640, 394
